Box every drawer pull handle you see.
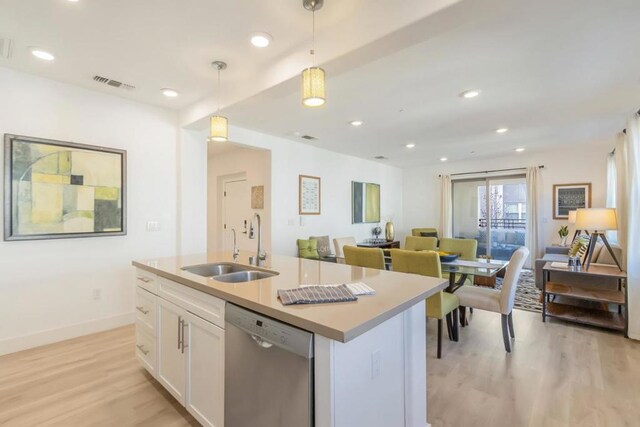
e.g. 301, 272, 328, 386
136, 306, 149, 315
136, 344, 149, 355
137, 277, 151, 283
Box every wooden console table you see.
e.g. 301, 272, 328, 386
542, 263, 627, 337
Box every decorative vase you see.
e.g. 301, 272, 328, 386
385, 222, 395, 242
560, 236, 568, 247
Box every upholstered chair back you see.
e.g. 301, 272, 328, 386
439, 238, 478, 260
390, 249, 441, 278
499, 247, 529, 314
343, 246, 386, 270
333, 237, 357, 258
404, 236, 438, 252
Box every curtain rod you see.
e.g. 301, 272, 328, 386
439, 165, 544, 178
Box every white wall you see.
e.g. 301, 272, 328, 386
403, 141, 612, 256
207, 145, 272, 253
224, 126, 404, 257
0, 67, 179, 355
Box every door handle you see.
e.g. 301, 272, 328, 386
137, 276, 151, 283
136, 306, 149, 315
250, 334, 273, 349
136, 344, 149, 355
181, 320, 188, 354
177, 316, 182, 349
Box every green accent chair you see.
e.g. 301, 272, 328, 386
390, 249, 459, 359
297, 239, 320, 259
343, 246, 385, 270
404, 236, 438, 251
411, 228, 439, 237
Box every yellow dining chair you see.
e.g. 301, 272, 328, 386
439, 238, 478, 286
391, 249, 459, 359
343, 246, 386, 270
404, 236, 438, 251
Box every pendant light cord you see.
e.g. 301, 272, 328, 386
311, 9, 316, 66
217, 68, 221, 115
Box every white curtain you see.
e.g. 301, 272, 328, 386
525, 166, 539, 268
617, 114, 640, 339
439, 175, 452, 238
606, 148, 618, 243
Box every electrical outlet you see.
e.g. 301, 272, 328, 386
92, 288, 102, 300
371, 350, 381, 379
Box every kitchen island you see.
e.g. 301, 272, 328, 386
132, 252, 447, 427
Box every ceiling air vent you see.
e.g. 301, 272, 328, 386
0, 37, 14, 59
374, 155, 388, 160
93, 75, 136, 91
301, 135, 318, 141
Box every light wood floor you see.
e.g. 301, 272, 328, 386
1, 311, 639, 427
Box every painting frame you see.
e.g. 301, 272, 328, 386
299, 175, 321, 215
553, 183, 591, 220
4, 134, 127, 241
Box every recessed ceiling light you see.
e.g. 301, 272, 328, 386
440, 157, 448, 162
67, 0, 80, 2
160, 88, 179, 98
349, 120, 363, 127
496, 128, 509, 134
459, 89, 480, 99
250, 32, 273, 48
405, 143, 416, 149
30, 48, 55, 61
515, 147, 525, 152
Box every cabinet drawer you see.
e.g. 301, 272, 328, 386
136, 286, 158, 335
158, 278, 225, 329
136, 328, 157, 378
135, 269, 158, 294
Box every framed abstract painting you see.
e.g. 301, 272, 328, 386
552, 183, 591, 220
4, 134, 127, 241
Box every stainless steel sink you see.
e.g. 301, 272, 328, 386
213, 270, 278, 283
181, 262, 278, 283
181, 262, 248, 277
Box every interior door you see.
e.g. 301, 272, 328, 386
186, 312, 225, 427
157, 298, 187, 405
223, 179, 252, 252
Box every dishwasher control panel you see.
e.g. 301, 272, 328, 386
225, 303, 314, 359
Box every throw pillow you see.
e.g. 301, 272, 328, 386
568, 235, 590, 258
420, 231, 438, 239
297, 239, 319, 259
310, 235, 332, 257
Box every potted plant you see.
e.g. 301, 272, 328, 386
558, 225, 569, 246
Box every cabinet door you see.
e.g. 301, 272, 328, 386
185, 312, 225, 427
157, 298, 187, 405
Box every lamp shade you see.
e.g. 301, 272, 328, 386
567, 210, 577, 224
209, 115, 228, 142
301, 67, 326, 107
575, 208, 617, 231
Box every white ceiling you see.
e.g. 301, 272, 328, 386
2, 0, 639, 167
224, 0, 640, 166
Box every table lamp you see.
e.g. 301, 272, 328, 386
575, 208, 622, 270
567, 210, 588, 243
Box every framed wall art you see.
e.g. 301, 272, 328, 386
299, 175, 321, 215
553, 183, 591, 220
4, 134, 127, 241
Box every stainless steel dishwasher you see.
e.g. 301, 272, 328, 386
225, 303, 314, 427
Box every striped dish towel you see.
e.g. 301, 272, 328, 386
278, 285, 357, 305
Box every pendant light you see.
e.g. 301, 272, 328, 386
210, 61, 228, 142
301, 0, 325, 107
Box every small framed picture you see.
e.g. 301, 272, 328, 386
299, 175, 321, 215
553, 183, 591, 219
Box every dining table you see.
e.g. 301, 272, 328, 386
441, 257, 510, 292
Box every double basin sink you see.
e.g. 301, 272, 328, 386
181, 262, 279, 283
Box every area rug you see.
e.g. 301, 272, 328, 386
495, 269, 542, 313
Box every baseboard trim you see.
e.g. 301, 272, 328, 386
0, 312, 135, 356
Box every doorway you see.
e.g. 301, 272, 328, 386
452, 175, 527, 261
222, 178, 252, 252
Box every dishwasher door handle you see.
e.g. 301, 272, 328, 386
250, 334, 273, 349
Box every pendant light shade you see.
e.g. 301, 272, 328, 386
210, 115, 228, 142
302, 66, 326, 107
210, 60, 228, 142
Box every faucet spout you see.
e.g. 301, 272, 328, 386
231, 228, 240, 262
251, 213, 267, 267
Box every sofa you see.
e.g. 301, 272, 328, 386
534, 243, 623, 291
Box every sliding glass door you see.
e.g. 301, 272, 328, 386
452, 175, 527, 261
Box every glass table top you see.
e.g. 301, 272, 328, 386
440, 258, 510, 277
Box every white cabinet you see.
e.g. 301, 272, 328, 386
186, 312, 225, 427
157, 297, 187, 405
135, 269, 225, 427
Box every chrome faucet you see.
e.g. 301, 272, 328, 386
231, 228, 240, 262
248, 213, 267, 267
